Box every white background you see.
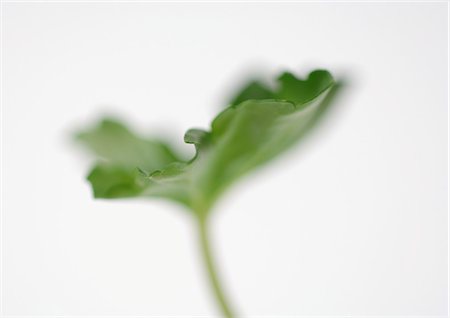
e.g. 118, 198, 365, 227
2, 2, 448, 317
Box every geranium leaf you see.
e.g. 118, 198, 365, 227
76, 70, 336, 214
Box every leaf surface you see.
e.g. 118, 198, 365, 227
76, 70, 335, 214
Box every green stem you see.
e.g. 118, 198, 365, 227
198, 216, 235, 318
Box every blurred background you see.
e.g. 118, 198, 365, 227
2, 2, 448, 317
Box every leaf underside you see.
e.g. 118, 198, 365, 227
76, 70, 335, 215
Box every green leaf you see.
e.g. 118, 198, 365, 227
228, 70, 334, 106
76, 70, 336, 214
86, 164, 146, 198
76, 118, 181, 170
76, 118, 184, 199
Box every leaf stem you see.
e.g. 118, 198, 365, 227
198, 216, 235, 318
